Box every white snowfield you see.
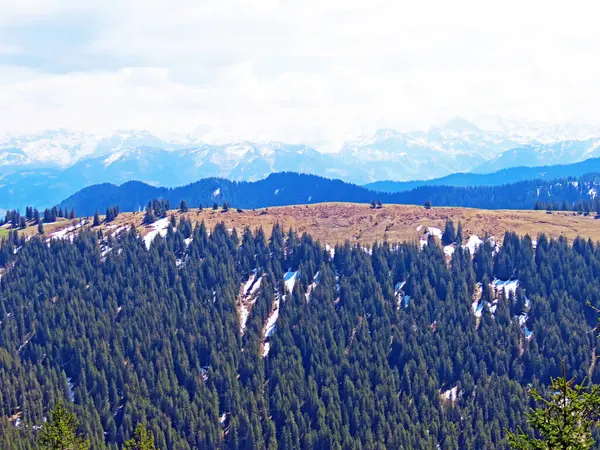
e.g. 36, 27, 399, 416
143, 217, 170, 250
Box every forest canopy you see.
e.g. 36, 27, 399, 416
1, 217, 599, 449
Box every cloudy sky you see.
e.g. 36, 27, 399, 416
0, 0, 599, 149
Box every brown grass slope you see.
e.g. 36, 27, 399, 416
7, 203, 600, 245
99, 203, 600, 246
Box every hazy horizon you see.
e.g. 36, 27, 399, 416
2, 0, 600, 152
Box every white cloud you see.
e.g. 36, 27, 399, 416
0, 0, 599, 148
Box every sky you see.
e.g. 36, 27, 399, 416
0, 0, 599, 150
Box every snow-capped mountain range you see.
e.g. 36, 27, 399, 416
1, 117, 600, 210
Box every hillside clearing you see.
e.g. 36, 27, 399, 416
8, 203, 600, 246
98, 203, 600, 246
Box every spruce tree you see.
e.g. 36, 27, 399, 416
124, 423, 155, 450
507, 367, 600, 449
37, 402, 89, 450
442, 219, 456, 246
93, 211, 100, 227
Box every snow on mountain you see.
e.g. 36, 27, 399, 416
473, 138, 600, 174
0, 129, 197, 170
473, 116, 600, 145
1, 117, 600, 202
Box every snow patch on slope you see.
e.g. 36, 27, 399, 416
143, 217, 170, 249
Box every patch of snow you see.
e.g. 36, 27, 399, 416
262, 342, 271, 357
274, 188, 280, 195
264, 292, 281, 338
403, 295, 411, 308
238, 271, 262, 335
305, 271, 320, 302
444, 245, 455, 257
464, 235, 483, 255
518, 312, 528, 327
111, 225, 128, 237
283, 270, 298, 293
491, 278, 519, 298
51, 219, 88, 240
143, 217, 170, 250
472, 300, 484, 318
590, 188, 598, 199
212, 187, 221, 197
184, 237, 193, 247
104, 150, 127, 167
67, 377, 75, 402
325, 244, 335, 258
394, 281, 407, 309
200, 366, 209, 382
420, 238, 428, 249
262, 289, 282, 357
416, 225, 423, 231
427, 227, 442, 239
441, 386, 459, 403
220, 413, 228, 426
308, 195, 312, 202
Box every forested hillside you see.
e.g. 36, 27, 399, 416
1, 216, 600, 448
58, 171, 600, 217
365, 157, 600, 192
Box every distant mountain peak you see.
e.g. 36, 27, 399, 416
439, 116, 481, 133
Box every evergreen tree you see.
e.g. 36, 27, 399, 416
144, 202, 156, 224
37, 403, 89, 450
507, 368, 600, 449
179, 200, 188, 213
123, 423, 155, 450
38, 221, 44, 235
92, 211, 101, 227
442, 219, 456, 246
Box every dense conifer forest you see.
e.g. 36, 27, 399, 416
1, 217, 600, 448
